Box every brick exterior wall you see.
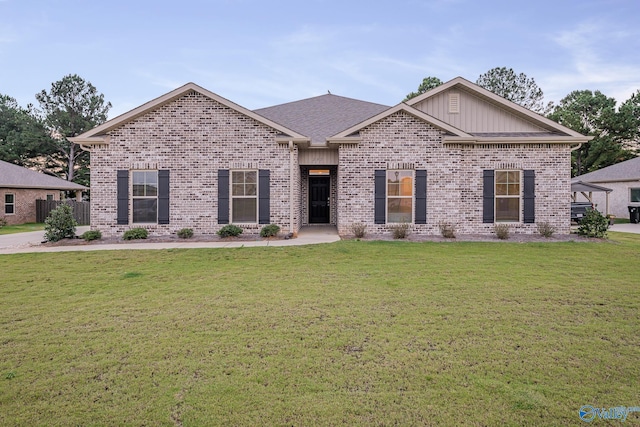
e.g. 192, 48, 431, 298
0, 188, 60, 225
90, 91, 298, 237
90, 96, 572, 238
337, 111, 572, 236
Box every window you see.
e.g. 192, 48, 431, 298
132, 171, 158, 223
46, 194, 54, 202
387, 170, 413, 223
4, 193, 14, 215
232, 170, 257, 223
495, 170, 521, 222
631, 188, 640, 203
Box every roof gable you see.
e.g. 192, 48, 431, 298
0, 160, 87, 190
406, 77, 588, 139
71, 83, 308, 148
329, 103, 471, 142
255, 94, 389, 145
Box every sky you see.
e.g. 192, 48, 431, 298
1, 0, 639, 119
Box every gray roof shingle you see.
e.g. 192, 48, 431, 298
572, 156, 640, 183
0, 160, 88, 190
254, 94, 390, 145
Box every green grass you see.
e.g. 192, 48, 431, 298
1, 234, 639, 426
0, 223, 45, 235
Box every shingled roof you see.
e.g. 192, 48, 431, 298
572, 156, 640, 183
254, 94, 390, 145
0, 160, 87, 190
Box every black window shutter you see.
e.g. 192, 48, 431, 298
374, 170, 386, 224
483, 170, 495, 223
218, 169, 229, 224
415, 170, 427, 224
158, 170, 170, 224
117, 170, 129, 225
523, 170, 535, 223
258, 169, 270, 224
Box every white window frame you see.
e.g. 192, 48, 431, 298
4, 193, 15, 215
386, 170, 414, 223
630, 188, 640, 203
495, 170, 521, 222
131, 170, 158, 224
231, 170, 258, 224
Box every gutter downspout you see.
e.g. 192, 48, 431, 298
289, 141, 295, 236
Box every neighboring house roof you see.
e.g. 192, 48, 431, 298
406, 77, 592, 143
70, 83, 309, 149
572, 156, 640, 183
571, 181, 612, 193
0, 160, 87, 190
254, 94, 390, 145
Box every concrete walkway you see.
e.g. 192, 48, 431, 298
0, 225, 341, 254
609, 223, 640, 234
1, 223, 638, 255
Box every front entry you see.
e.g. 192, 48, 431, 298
309, 176, 330, 223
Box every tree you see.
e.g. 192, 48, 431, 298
35, 74, 111, 184
0, 95, 55, 167
476, 67, 551, 114
403, 77, 443, 101
548, 90, 637, 176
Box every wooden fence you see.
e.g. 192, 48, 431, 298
36, 200, 90, 225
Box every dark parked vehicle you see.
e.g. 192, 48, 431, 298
571, 202, 593, 223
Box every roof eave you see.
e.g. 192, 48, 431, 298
444, 136, 593, 145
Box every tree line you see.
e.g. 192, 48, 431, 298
1, 69, 638, 184
0, 74, 111, 187
404, 67, 640, 177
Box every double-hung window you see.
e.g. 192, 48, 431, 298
4, 194, 14, 215
132, 171, 158, 223
630, 188, 640, 203
495, 170, 521, 222
387, 170, 413, 223
232, 170, 257, 223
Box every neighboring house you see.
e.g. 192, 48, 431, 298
70, 77, 590, 238
572, 156, 640, 218
0, 160, 87, 225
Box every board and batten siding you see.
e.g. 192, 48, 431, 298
412, 88, 547, 133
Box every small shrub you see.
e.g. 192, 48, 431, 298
123, 228, 148, 240
578, 208, 608, 238
218, 224, 243, 238
177, 228, 194, 239
260, 224, 280, 238
390, 223, 410, 239
0, 217, 7, 228
81, 230, 102, 241
350, 223, 367, 238
494, 223, 510, 240
536, 222, 555, 238
438, 221, 456, 238
44, 204, 77, 242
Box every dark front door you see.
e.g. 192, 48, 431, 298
309, 177, 330, 223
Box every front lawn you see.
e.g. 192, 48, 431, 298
1, 234, 639, 426
0, 223, 45, 235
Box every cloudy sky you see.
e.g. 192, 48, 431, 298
1, 0, 639, 118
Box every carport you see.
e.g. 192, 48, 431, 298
571, 181, 613, 215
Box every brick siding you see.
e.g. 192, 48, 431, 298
0, 188, 60, 225
337, 111, 572, 236
90, 91, 298, 237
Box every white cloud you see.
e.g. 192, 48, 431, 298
544, 20, 640, 103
